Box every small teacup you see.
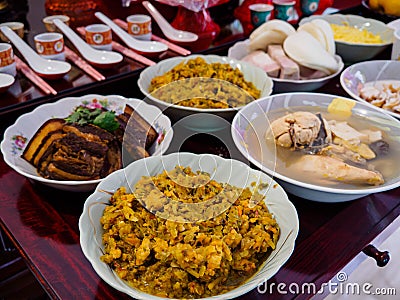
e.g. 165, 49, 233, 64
85, 24, 112, 51
34, 32, 65, 61
0, 22, 24, 42
273, 0, 298, 22
127, 14, 152, 41
301, 0, 320, 16
249, 4, 274, 28
42, 15, 70, 33
0, 43, 16, 77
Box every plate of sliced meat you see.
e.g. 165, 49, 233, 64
1, 94, 173, 192
228, 19, 344, 93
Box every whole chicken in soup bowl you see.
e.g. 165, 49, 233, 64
231, 93, 400, 202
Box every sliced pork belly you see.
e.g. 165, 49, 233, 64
242, 50, 280, 77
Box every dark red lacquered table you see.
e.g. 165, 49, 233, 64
1, 71, 400, 300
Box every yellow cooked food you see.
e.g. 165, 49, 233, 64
148, 57, 261, 109
100, 166, 280, 298
330, 23, 384, 44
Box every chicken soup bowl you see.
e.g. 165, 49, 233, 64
138, 54, 273, 132
231, 92, 400, 202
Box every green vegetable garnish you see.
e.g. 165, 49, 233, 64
93, 111, 120, 131
65, 106, 120, 132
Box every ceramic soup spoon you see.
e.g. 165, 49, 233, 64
0, 26, 71, 80
53, 19, 123, 69
95, 12, 168, 56
142, 1, 198, 43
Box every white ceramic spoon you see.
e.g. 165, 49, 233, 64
53, 19, 123, 69
142, 1, 198, 43
0, 26, 71, 80
95, 11, 168, 56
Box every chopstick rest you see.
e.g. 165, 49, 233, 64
64, 47, 106, 81
14, 56, 57, 95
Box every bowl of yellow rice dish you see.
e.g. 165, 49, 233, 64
299, 14, 394, 63
79, 152, 298, 300
138, 55, 273, 132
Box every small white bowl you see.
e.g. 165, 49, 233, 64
299, 14, 394, 63
232, 92, 400, 202
1, 94, 173, 192
228, 39, 344, 93
0, 73, 15, 93
79, 152, 299, 300
340, 60, 400, 119
138, 54, 273, 132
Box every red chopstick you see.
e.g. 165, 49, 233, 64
111, 41, 156, 66
64, 46, 106, 81
113, 19, 191, 56
75, 27, 156, 67
14, 56, 57, 95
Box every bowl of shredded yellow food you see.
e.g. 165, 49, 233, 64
79, 152, 298, 299
299, 14, 394, 63
138, 55, 273, 132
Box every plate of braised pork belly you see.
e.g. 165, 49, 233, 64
228, 19, 344, 93
1, 94, 173, 192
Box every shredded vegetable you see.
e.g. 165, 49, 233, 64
100, 166, 280, 298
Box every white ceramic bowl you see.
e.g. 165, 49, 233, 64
299, 14, 394, 63
0, 73, 15, 93
231, 92, 400, 202
340, 60, 400, 119
227, 39, 344, 93
1, 94, 173, 192
138, 54, 273, 132
79, 152, 299, 300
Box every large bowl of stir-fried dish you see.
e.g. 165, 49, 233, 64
232, 92, 400, 202
79, 152, 298, 299
138, 55, 273, 132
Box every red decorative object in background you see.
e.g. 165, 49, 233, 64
156, 0, 230, 51
45, 0, 102, 27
